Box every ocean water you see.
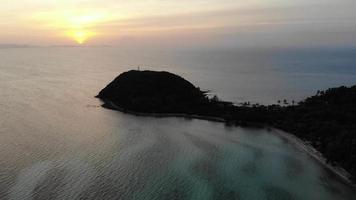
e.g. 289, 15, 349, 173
0, 47, 355, 200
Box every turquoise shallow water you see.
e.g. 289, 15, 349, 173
5, 117, 355, 200
0, 47, 355, 199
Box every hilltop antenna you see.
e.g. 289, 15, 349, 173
137, 65, 140, 71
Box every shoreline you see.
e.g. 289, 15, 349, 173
101, 99, 264, 127
99, 98, 355, 187
102, 99, 227, 122
272, 128, 355, 187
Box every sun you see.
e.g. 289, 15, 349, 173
34, 11, 109, 44
66, 30, 96, 44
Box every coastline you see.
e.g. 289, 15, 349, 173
99, 98, 355, 187
101, 99, 227, 122
272, 128, 355, 187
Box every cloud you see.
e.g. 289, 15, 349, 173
0, 0, 355, 47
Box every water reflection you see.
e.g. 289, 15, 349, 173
0, 47, 355, 200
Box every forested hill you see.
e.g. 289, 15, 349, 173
278, 86, 356, 180
231, 86, 356, 181
96, 70, 209, 113
97, 70, 356, 182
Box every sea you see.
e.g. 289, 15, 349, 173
0, 46, 356, 200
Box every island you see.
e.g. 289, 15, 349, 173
97, 70, 356, 183
97, 70, 212, 114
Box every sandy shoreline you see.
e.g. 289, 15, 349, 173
99, 99, 354, 187
272, 128, 354, 187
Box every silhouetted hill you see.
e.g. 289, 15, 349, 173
0, 44, 36, 48
97, 70, 356, 182
97, 70, 215, 113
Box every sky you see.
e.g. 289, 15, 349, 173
0, 0, 355, 48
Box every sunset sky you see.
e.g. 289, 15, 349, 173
1, 0, 355, 48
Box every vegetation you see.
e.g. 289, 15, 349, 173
231, 86, 356, 181
97, 70, 211, 113
97, 70, 356, 181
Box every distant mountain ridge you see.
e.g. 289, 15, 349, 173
0, 44, 37, 48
